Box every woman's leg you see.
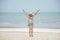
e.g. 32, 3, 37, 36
29, 28, 33, 37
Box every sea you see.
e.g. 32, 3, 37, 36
0, 12, 60, 29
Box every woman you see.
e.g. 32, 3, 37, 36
23, 9, 40, 37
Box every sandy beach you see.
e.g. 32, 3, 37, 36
0, 28, 60, 40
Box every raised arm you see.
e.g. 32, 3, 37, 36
22, 9, 28, 16
33, 9, 40, 16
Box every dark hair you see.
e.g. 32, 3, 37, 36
29, 14, 33, 17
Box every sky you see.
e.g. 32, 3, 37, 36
0, 0, 60, 28
0, 0, 60, 12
